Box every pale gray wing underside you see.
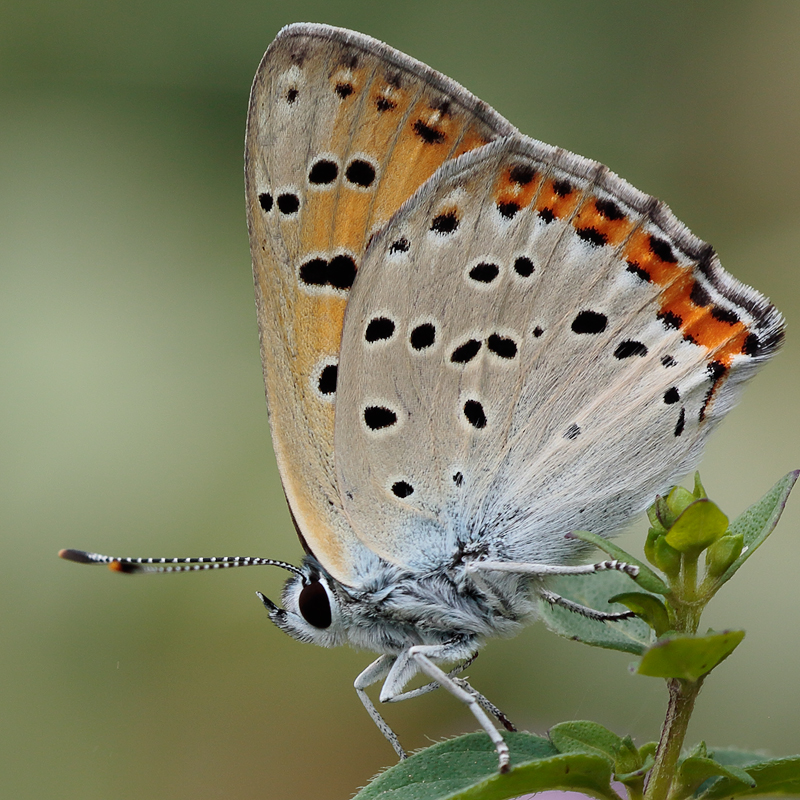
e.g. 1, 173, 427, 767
334, 136, 783, 571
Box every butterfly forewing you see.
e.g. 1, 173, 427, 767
245, 24, 516, 583
334, 136, 783, 570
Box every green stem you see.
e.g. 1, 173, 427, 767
644, 677, 703, 800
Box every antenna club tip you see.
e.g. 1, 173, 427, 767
59, 548, 93, 563
109, 560, 138, 574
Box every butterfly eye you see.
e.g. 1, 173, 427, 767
298, 578, 332, 629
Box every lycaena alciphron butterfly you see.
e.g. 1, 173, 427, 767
61, 23, 784, 772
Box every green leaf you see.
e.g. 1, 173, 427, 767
549, 720, 621, 762
637, 630, 745, 681
664, 499, 729, 553
674, 754, 755, 797
567, 530, 670, 595
352, 732, 621, 800
708, 749, 769, 767
704, 533, 744, 579
697, 756, 800, 799
607, 592, 671, 636
537, 571, 653, 655
714, 471, 799, 588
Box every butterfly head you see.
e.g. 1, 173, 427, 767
257, 557, 348, 648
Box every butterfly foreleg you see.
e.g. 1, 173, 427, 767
468, 559, 639, 622
383, 644, 511, 772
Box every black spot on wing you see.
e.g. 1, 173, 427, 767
509, 165, 536, 184
649, 235, 677, 263
674, 407, 686, 437
345, 160, 376, 188
430, 212, 459, 234
391, 481, 413, 498
497, 202, 521, 219
595, 198, 624, 220
614, 340, 648, 359
309, 160, 338, 185
572, 310, 608, 334
328, 255, 357, 289
277, 193, 300, 215
626, 261, 651, 282
365, 317, 395, 342
335, 82, 354, 98
463, 400, 487, 429
469, 262, 499, 283
451, 339, 482, 364
412, 119, 445, 144
318, 364, 337, 395
487, 334, 517, 359
576, 227, 608, 247
410, 323, 436, 350
364, 406, 398, 430
514, 256, 534, 277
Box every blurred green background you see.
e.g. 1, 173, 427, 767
3, 1, 799, 798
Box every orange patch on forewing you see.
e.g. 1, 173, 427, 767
493, 166, 542, 212
369, 100, 461, 224
329, 188, 376, 253
329, 65, 367, 101
359, 90, 414, 168
571, 196, 635, 247
294, 294, 348, 351
300, 189, 339, 253
451, 128, 491, 158
535, 177, 581, 219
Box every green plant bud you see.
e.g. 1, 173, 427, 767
665, 499, 729, 554
692, 472, 708, 500
652, 535, 682, 577
614, 734, 642, 776
647, 499, 664, 530
644, 528, 662, 566
648, 494, 673, 530
705, 533, 744, 578
666, 485, 697, 518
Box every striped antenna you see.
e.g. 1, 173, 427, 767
58, 549, 303, 577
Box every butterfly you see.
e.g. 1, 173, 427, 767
61, 23, 784, 771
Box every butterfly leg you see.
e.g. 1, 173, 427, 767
378, 654, 516, 730
382, 645, 511, 773
538, 587, 636, 622
354, 655, 407, 759
468, 559, 639, 579
452, 678, 517, 732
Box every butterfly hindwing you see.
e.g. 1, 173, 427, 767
334, 136, 783, 570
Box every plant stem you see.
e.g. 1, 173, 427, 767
644, 677, 703, 800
